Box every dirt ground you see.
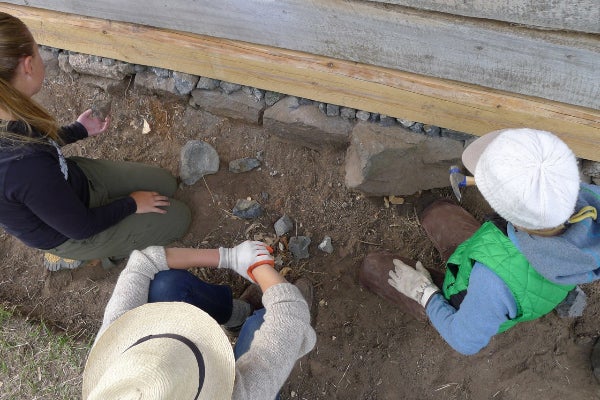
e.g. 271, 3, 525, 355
1, 69, 599, 400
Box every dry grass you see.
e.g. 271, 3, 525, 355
0, 304, 92, 400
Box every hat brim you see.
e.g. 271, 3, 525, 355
82, 302, 235, 399
462, 129, 509, 174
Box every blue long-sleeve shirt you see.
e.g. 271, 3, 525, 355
0, 121, 136, 250
426, 264, 517, 355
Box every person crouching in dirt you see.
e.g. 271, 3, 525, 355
361, 128, 600, 356
82, 239, 316, 399
0, 12, 190, 271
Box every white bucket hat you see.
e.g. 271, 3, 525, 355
82, 302, 235, 400
462, 128, 580, 230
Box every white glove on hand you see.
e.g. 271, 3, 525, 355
388, 259, 440, 307
218, 240, 274, 282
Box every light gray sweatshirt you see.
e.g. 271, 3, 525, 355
94, 246, 317, 399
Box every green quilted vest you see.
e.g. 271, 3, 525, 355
443, 222, 575, 333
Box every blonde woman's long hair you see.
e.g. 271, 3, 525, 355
0, 12, 59, 142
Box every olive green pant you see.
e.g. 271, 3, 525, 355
48, 157, 191, 260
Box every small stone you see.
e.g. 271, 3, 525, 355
289, 236, 311, 259
298, 98, 313, 106
423, 124, 441, 137
265, 91, 284, 106
340, 107, 356, 120
173, 72, 200, 95
440, 128, 476, 142
252, 88, 265, 101
409, 122, 424, 133
318, 103, 327, 114
196, 77, 220, 90
356, 110, 370, 121
150, 67, 170, 78
379, 115, 396, 127
91, 96, 112, 120
326, 104, 340, 117
179, 140, 220, 185
397, 118, 415, 128
220, 81, 242, 94
369, 113, 380, 123
318, 236, 334, 254
232, 199, 263, 219
229, 157, 261, 173
555, 286, 587, 318
274, 215, 294, 237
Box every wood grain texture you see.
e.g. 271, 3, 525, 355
371, 0, 600, 33
2, 4, 598, 160
2, 0, 599, 109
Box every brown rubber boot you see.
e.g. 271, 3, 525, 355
419, 199, 480, 262
359, 251, 444, 321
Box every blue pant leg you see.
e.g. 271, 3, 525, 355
233, 308, 280, 400
148, 269, 233, 324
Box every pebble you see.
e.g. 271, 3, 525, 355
229, 157, 261, 173
289, 236, 311, 259
274, 215, 294, 237
232, 199, 263, 219
356, 110, 370, 121
318, 236, 334, 253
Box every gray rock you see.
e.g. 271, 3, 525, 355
196, 77, 220, 90
134, 65, 147, 73
581, 160, 600, 178
150, 67, 171, 78
340, 107, 356, 120
440, 128, 476, 142
318, 103, 327, 114
423, 124, 441, 137
263, 97, 352, 150
326, 104, 340, 117
298, 98, 314, 106
345, 122, 463, 195
220, 81, 242, 94
173, 72, 200, 95
409, 122, 424, 133
318, 236, 334, 254
369, 113, 380, 123
274, 215, 294, 237
232, 199, 263, 219
397, 118, 415, 128
39, 47, 60, 78
179, 140, 220, 185
356, 111, 370, 121
252, 88, 265, 102
58, 53, 74, 74
68, 53, 135, 80
229, 157, 261, 173
289, 236, 311, 259
190, 90, 266, 125
555, 286, 587, 318
265, 91, 285, 106
379, 115, 396, 127
134, 70, 177, 94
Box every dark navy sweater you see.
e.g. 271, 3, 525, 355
0, 121, 136, 250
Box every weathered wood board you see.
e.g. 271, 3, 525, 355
3, 3, 599, 161
2, 0, 599, 110
373, 1, 600, 34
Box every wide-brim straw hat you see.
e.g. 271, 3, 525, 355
82, 302, 235, 400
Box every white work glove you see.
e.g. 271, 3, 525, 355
388, 259, 440, 308
218, 240, 274, 282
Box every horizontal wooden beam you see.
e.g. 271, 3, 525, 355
3, 0, 599, 109
2, 4, 599, 161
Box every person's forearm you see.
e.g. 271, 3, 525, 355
164, 248, 220, 269
252, 264, 286, 292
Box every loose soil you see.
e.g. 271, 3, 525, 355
1, 70, 599, 399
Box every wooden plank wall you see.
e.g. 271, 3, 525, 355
3, 0, 599, 110
0, 3, 598, 160
376, 1, 600, 33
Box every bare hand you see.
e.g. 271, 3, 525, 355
77, 109, 110, 136
130, 191, 170, 214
